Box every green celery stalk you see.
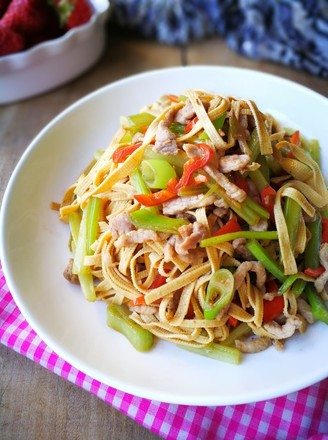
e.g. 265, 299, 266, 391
130, 169, 158, 215
198, 112, 226, 140
129, 209, 189, 234
248, 169, 268, 193
73, 206, 89, 275
249, 128, 260, 163
245, 196, 270, 220
107, 303, 154, 352
203, 269, 234, 320
245, 239, 286, 283
128, 112, 155, 128
69, 211, 82, 246
304, 216, 322, 269
278, 274, 299, 294
200, 230, 278, 247
170, 122, 186, 135
305, 285, 328, 324
291, 279, 307, 297
86, 197, 101, 255
72, 197, 100, 302
78, 271, 96, 302
179, 342, 241, 364
140, 159, 176, 189
205, 182, 260, 226
222, 322, 251, 347
266, 155, 282, 176
283, 197, 301, 252
143, 145, 187, 172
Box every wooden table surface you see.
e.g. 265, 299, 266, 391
0, 25, 327, 440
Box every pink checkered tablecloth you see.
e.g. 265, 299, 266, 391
0, 263, 327, 440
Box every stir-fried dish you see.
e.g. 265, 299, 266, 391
55, 89, 328, 364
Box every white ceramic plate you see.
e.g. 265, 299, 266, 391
1, 66, 328, 406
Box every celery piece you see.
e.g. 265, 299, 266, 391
120, 131, 133, 143
304, 216, 322, 269
94, 150, 104, 161
131, 168, 151, 195
86, 197, 101, 255
245, 196, 270, 220
283, 197, 301, 252
305, 285, 328, 325
205, 182, 260, 226
291, 279, 307, 298
198, 112, 226, 140
128, 112, 156, 129
178, 185, 207, 197
222, 322, 251, 347
201, 230, 278, 247
74, 197, 100, 273
246, 239, 286, 283
278, 274, 299, 294
179, 342, 241, 365
143, 145, 187, 172
170, 122, 186, 135
204, 269, 235, 320
249, 128, 260, 163
68, 211, 82, 245
141, 159, 176, 189
73, 206, 89, 275
78, 271, 96, 302
130, 169, 158, 215
248, 168, 268, 193
256, 155, 270, 183
107, 303, 154, 352
230, 201, 261, 226
266, 155, 282, 176
129, 209, 189, 234
308, 139, 320, 165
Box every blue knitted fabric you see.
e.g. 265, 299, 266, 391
111, 0, 328, 78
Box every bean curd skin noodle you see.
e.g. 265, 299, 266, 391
56, 89, 328, 363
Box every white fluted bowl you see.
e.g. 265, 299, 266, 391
0, 0, 110, 105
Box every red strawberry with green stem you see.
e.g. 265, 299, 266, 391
50, 0, 93, 30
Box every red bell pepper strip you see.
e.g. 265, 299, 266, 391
234, 175, 248, 193
112, 142, 142, 163
261, 185, 276, 222
304, 267, 325, 277
167, 94, 180, 103
263, 295, 284, 323
149, 274, 167, 289
185, 116, 199, 134
175, 144, 213, 191
129, 274, 166, 306
322, 217, 328, 243
228, 316, 239, 327
134, 188, 176, 207
265, 279, 279, 293
290, 130, 300, 145
213, 218, 241, 237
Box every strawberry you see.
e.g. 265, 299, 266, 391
0, 0, 11, 18
0, 23, 25, 55
50, 0, 93, 30
0, 0, 52, 36
65, 0, 92, 29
